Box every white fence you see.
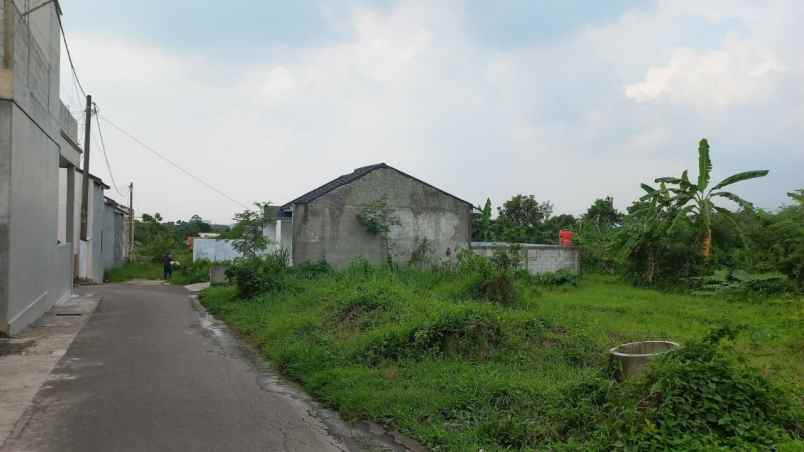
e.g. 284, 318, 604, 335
192, 239, 241, 262
192, 239, 279, 262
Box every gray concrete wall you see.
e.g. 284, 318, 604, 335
291, 167, 472, 269
88, 186, 104, 282
471, 242, 581, 274
0, 101, 72, 335
100, 201, 116, 272
0, 0, 78, 335
72, 176, 119, 283
112, 210, 125, 265
0, 101, 12, 331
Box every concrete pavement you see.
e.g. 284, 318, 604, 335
2, 281, 420, 452
0, 293, 100, 445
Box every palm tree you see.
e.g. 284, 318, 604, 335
655, 139, 768, 259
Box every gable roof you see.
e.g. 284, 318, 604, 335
281, 163, 473, 210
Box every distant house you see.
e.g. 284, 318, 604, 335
276, 163, 473, 269
194, 163, 581, 275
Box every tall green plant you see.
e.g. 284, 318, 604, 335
617, 182, 682, 283
230, 202, 274, 258
768, 190, 804, 289
656, 139, 768, 260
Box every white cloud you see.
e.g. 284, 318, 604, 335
625, 38, 785, 110
62, 1, 804, 224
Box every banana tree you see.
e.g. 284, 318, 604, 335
655, 139, 768, 260
618, 182, 677, 283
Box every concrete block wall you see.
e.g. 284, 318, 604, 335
290, 167, 472, 269
471, 242, 580, 274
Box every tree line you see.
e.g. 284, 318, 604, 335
134, 138, 802, 292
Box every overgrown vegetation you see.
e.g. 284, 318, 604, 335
113, 202, 273, 283
225, 253, 290, 298
229, 202, 274, 257
596, 326, 802, 450
104, 257, 211, 285
201, 255, 803, 450
357, 196, 400, 266
470, 139, 799, 294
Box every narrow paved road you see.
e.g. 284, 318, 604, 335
3, 282, 398, 452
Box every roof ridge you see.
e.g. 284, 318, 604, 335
281, 163, 472, 210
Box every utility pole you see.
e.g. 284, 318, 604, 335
79, 94, 92, 240
129, 182, 134, 260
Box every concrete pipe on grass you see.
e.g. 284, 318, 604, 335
609, 341, 680, 380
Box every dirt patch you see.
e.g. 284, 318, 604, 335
0, 340, 35, 357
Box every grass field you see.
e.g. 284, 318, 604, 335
104, 261, 164, 282
200, 267, 803, 450
104, 257, 211, 285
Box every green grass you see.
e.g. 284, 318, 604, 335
200, 268, 804, 450
104, 260, 163, 282
104, 258, 211, 285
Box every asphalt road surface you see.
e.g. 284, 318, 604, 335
2, 282, 410, 452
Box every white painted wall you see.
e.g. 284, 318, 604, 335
192, 239, 241, 262
192, 237, 279, 263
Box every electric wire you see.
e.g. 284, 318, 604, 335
56, 8, 249, 211
98, 114, 251, 209
93, 105, 125, 197
56, 14, 86, 97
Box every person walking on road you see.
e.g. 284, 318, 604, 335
163, 253, 174, 280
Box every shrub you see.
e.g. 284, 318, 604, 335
292, 259, 333, 280
594, 327, 803, 450
458, 248, 519, 305
534, 270, 579, 288
171, 258, 212, 285
333, 283, 401, 329
225, 254, 288, 298
688, 269, 791, 298
464, 270, 518, 305
360, 307, 504, 364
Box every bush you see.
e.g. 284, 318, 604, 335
292, 259, 333, 280
534, 270, 579, 288
225, 254, 289, 298
689, 269, 792, 298
360, 307, 504, 364
458, 248, 520, 305
171, 258, 212, 285
594, 327, 803, 450
333, 283, 401, 329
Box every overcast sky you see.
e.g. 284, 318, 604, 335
58, 0, 803, 224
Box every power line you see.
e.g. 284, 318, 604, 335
56, 14, 86, 97
93, 105, 125, 197
98, 114, 250, 210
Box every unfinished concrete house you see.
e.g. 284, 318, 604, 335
278, 163, 473, 269
1, 0, 81, 334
